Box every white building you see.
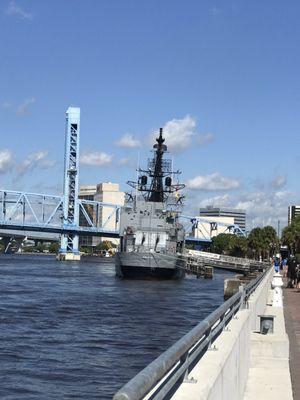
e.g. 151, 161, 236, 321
79, 182, 125, 247
199, 206, 246, 232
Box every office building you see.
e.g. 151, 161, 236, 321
199, 206, 246, 232
79, 182, 125, 247
288, 205, 300, 225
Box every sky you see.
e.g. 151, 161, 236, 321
1, 0, 300, 231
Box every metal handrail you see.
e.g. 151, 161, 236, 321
113, 266, 271, 400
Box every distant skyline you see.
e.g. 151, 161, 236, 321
1, 1, 300, 230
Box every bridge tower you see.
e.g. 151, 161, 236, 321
57, 107, 81, 261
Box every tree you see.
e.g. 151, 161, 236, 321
247, 226, 278, 260
79, 246, 92, 254
49, 242, 60, 253
247, 228, 265, 260
282, 217, 300, 254
211, 234, 248, 257
261, 226, 278, 259
96, 240, 117, 251
228, 235, 248, 258
36, 243, 46, 253
211, 233, 233, 255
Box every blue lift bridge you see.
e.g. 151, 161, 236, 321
0, 107, 121, 260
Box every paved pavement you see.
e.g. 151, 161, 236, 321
283, 286, 300, 400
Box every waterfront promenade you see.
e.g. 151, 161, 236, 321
114, 268, 297, 400
169, 274, 297, 400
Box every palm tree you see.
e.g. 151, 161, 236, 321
262, 226, 278, 259
248, 227, 264, 260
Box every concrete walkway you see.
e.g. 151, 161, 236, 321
283, 287, 300, 399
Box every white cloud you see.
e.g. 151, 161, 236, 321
195, 190, 294, 230
6, 1, 33, 20
80, 151, 113, 166
271, 175, 286, 189
198, 194, 231, 209
39, 159, 57, 169
17, 98, 35, 116
17, 151, 53, 176
0, 150, 13, 174
186, 173, 240, 191
157, 115, 196, 153
115, 134, 141, 148
151, 115, 214, 153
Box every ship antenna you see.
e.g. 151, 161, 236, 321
148, 127, 166, 202
135, 151, 140, 203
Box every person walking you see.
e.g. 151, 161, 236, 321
274, 257, 280, 273
296, 262, 300, 291
282, 257, 288, 277
287, 256, 297, 288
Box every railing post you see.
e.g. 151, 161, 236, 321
239, 284, 246, 309
272, 272, 283, 307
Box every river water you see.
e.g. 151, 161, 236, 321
0, 254, 234, 399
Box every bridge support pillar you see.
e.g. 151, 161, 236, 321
58, 106, 81, 262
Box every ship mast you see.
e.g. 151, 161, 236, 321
126, 127, 185, 204
148, 128, 166, 202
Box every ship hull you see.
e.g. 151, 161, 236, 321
115, 252, 185, 280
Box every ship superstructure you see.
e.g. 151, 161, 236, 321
115, 128, 186, 279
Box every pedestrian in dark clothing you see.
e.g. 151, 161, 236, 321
287, 256, 297, 288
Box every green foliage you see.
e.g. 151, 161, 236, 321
22, 246, 34, 253
79, 246, 92, 254
211, 234, 233, 255
36, 243, 46, 253
282, 217, 300, 254
48, 242, 60, 253
211, 234, 248, 257
247, 225, 278, 259
95, 240, 116, 251
210, 225, 278, 260
229, 235, 248, 257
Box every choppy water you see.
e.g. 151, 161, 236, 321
0, 254, 234, 399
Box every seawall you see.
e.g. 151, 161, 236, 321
168, 269, 292, 400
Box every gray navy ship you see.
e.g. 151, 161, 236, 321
115, 128, 186, 279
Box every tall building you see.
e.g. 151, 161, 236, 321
288, 205, 300, 225
79, 182, 125, 247
199, 206, 246, 232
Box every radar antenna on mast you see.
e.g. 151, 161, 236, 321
127, 128, 185, 203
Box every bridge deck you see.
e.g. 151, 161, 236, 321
283, 286, 300, 400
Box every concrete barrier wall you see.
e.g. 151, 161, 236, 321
170, 268, 274, 400
247, 269, 274, 332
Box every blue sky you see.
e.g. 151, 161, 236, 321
1, 0, 300, 230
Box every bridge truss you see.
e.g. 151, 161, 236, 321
0, 189, 121, 238
182, 215, 246, 243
